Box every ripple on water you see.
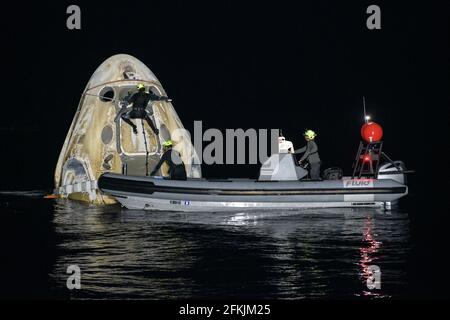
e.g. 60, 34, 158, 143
46, 199, 410, 299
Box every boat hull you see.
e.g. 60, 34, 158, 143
98, 173, 408, 212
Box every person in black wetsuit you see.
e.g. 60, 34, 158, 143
294, 129, 321, 180
120, 83, 171, 135
150, 140, 187, 180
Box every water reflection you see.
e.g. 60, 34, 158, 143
49, 200, 410, 299
358, 215, 383, 297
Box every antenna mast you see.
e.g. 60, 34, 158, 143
363, 96, 368, 123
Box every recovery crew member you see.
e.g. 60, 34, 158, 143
150, 140, 187, 180
120, 83, 171, 135
294, 129, 321, 180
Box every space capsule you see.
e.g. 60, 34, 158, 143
54, 54, 201, 204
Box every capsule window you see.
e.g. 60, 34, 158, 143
99, 86, 115, 102
101, 125, 113, 145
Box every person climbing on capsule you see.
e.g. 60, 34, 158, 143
120, 83, 171, 135
294, 129, 321, 180
150, 140, 187, 180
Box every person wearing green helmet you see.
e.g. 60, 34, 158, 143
150, 140, 187, 180
294, 129, 321, 180
120, 83, 171, 135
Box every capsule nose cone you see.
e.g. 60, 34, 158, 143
88, 54, 160, 88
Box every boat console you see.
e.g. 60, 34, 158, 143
258, 153, 308, 181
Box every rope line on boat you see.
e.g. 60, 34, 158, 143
85, 79, 161, 92
83, 92, 122, 102
141, 119, 150, 176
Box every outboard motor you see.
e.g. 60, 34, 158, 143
377, 161, 407, 184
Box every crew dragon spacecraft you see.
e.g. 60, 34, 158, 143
54, 54, 201, 204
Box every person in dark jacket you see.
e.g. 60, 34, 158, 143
120, 83, 171, 135
294, 129, 321, 180
150, 140, 187, 180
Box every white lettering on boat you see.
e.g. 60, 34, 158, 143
344, 179, 374, 188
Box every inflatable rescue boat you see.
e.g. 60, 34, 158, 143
98, 152, 409, 212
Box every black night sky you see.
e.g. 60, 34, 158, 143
1, 0, 450, 300
1, 1, 447, 183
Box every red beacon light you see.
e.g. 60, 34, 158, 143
361, 120, 383, 143
352, 102, 394, 178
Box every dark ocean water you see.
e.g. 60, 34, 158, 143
3, 190, 435, 300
